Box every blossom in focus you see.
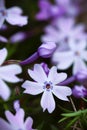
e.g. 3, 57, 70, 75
0, 101, 35, 130
22, 64, 72, 113
0, 0, 28, 28
72, 85, 87, 98
0, 48, 22, 100
52, 39, 87, 75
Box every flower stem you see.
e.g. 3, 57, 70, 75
20, 52, 39, 65
59, 76, 76, 86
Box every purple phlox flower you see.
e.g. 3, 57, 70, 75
36, 0, 64, 20
0, 101, 35, 130
72, 85, 87, 98
36, 0, 79, 21
35, 0, 52, 20
52, 39, 87, 75
0, 0, 28, 28
22, 64, 72, 113
41, 17, 87, 44
9, 31, 27, 44
0, 35, 8, 43
0, 48, 22, 101
20, 42, 56, 65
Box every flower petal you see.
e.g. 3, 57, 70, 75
25, 117, 33, 130
48, 66, 67, 84
0, 16, 5, 28
53, 51, 74, 69
53, 85, 72, 101
69, 39, 86, 51
81, 51, 87, 61
7, 6, 23, 14
5, 108, 24, 127
28, 64, 47, 83
0, 79, 10, 100
6, 13, 28, 26
0, 64, 22, 83
56, 17, 75, 32
0, 35, 8, 43
73, 58, 87, 75
0, 118, 12, 130
0, 48, 7, 65
41, 91, 55, 113
22, 80, 43, 95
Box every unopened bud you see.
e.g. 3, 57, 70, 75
72, 85, 87, 98
38, 42, 56, 58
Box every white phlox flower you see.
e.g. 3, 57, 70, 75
22, 64, 72, 113
0, 48, 22, 100
52, 39, 87, 75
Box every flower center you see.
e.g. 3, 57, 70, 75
43, 81, 53, 91
75, 51, 80, 56
46, 84, 51, 89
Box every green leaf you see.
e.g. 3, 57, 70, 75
58, 117, 69, 123
65, 116, 79, 130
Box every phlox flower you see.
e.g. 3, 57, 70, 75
36, 0, 79, 21
0, 0, 28, 28
0, 101, 35, 130
22, 64, 72, 113
52, 39, 87, 75
41, 18, 87, 50
0, 48, 22, 100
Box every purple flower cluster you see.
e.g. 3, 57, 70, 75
0, 0, 87, 129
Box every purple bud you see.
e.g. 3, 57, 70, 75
10, 32, 27, 43
41, 62, 49, 76
38, 42, 56, 58
72, 85, 87, 98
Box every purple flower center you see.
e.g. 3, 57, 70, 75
75, 51, 80, 56
43, 81, 53, 91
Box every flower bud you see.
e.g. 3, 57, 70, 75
72, 85, 87, 98
38, 42, 56, 58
